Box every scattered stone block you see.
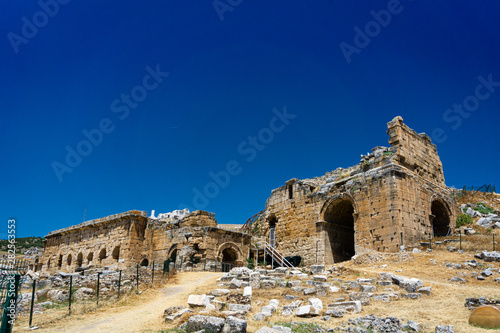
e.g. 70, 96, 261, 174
186, 315, 225, 333
309, 297, 323, 310
210, 289, 230, 297
327, 301, 362, 313
310, 265, 325, 274
230, 278, 242, 289
228, 303, 252, 313
261, 279, 276, 289
243, 286, 252, 298
303, 287, 316, 295
187, 294, 208, 308
222, 316, 247, 333
296, 305, 319, 317
401, 293, 422, 300
417, 287, 432, 296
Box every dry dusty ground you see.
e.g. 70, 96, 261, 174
12, 246, 500, 332
14, 272, 221, 333
240, 250, 500, 333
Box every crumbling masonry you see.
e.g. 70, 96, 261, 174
257, 116, 458, 266
41, 116, 457, 272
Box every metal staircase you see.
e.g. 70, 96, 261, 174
257, 240, 294, 268
241, 210, 263, 234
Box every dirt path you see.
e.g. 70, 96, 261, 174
24, 272, 221, 333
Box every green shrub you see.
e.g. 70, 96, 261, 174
246, 257, 255, 269
456, 213, 473, 228
474, 203, 495, 215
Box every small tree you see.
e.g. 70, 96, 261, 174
456, 213, 473, 228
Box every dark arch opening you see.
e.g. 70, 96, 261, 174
99, 248, 106, 262
221, 248, 238, 272
112, 246, 120, 261
140, 258, 149, 266
67, 254, 72, 266
87, 252, 94, 264
170, 249, 178, 262
77, 253, 83, 267
47, 258, 51, 269
58, 254, 63, 268
324, 199, 355, 263
268, 215, 277, 248
431, 200, 450, 237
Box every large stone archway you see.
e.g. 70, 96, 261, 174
317, 193, 358, 265
217, 242, 243, 270
430, 198, 452, 237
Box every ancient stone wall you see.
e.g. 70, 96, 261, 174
41, 209, 250, 273
42, 211, 148, 274
258, 117, 457, 266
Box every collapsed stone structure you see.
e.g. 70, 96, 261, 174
256, 116, 457, 266
41, 209, 251, 274
42, 116, 457, 272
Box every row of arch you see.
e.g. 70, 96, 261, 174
46, 245, 121, 269
266, 192, 453, 264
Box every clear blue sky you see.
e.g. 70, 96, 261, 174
2, 1, 499, 238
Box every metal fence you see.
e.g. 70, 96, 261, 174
0, 259, 28, 333
462, 184, 496, 193
4, 263, 172, 331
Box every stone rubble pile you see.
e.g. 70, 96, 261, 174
464, 297, 500, 310
461, 203, 500, 229
168, 265, 456, 332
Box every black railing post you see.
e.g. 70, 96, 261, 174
152, 261, 155, 284
117, 270, 122, 299
136, 264, 139, 293
68, 275, 73, 315
29, 279, 36, 327
494, 233, 496, 252
96, 272, 101, 306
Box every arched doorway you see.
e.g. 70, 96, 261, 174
76, 253, 83, 267
87, 252, 94, 265
140, 258, 149, 266
99, 248, 106, 263
221, 248, 238, 272
431, 200, 450, 237
112, 246, 120, 261
67, 254, 72, 266
268, 215, 277, 248
323, 198, 356, 263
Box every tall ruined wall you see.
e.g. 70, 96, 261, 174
259, 117, 456, 266
42, 211, 148, 274
261, 181, 324, 266
387, 116, 446, 185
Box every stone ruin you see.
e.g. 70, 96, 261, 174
41, 209, 252, 274
256, 116, 458, 266
41, 116, 458, 272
